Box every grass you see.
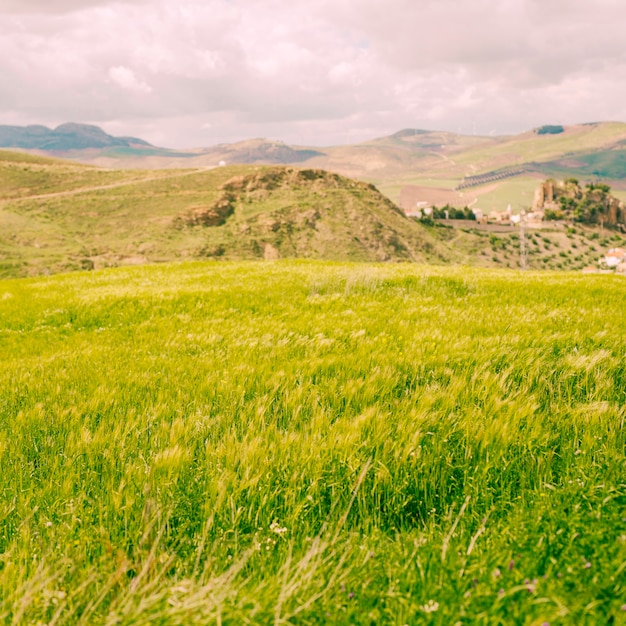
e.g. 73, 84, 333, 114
0, 260, 624, 624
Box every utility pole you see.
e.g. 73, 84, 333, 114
519, 210, 528, 270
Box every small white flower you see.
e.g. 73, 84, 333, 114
269, 520, 287, 536
420, 600, 439, 613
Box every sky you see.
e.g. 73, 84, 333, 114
1, 0, 626, 148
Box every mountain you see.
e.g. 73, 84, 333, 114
0, 122, 154, 151
0, 122, 197, 158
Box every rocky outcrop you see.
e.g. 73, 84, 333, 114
535, 178, 626, 226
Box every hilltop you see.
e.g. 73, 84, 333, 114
0, 150, 459, 278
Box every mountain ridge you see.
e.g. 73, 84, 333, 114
0, 122, 155, 151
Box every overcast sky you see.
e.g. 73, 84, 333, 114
1, 0, 625, 148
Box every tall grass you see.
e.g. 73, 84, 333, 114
0, 261, 624, 624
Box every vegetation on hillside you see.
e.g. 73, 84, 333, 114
430, 204, 476, 220
420, 220, 626, 271
543, 179, 626, 226
535, 125, 565, 135
0, 261, 624, 624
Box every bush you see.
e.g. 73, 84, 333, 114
545, 209, 565, 221
536, 124, 564, 135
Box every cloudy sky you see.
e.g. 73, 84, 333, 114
1, 0, 625, 148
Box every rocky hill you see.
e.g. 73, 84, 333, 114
0, 151, 460, 278
534, 179, 626, 227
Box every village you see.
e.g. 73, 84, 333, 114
404, 179, 626, 273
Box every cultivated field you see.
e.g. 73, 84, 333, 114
0, 261, 624, 624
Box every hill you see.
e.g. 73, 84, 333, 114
534, 178, 626, 226
3, 149, 625, 279
0, 150, 460, 278
360, 122, 626, 212
0, 122, 153, 151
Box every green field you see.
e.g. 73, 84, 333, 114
1, 261, 624, 624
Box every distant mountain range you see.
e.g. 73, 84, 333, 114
0, 122, 154, 151
0, 122, 197, 157
3, 121, 626, 212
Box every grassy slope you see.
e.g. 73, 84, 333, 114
0, 149, 171, 199
0, 261, 624, 624
3, 149, 625, 279
452, 123, 626, 172
0, 152, 456, 278
319, 123, 626, 208
423, 221, 626, 271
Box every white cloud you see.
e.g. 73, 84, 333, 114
0, 0, 626, 147
0, 0, 149, 13
108, 66, 153, 94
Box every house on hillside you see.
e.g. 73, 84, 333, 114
487, 205, 514, 224
604, 247, 625, 266
405, 201, 430, 218
599, 247, 626, 272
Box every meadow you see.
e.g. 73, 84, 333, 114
0, 260, 624, 624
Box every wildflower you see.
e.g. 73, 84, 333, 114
584, 562, 591, 569
269, 520, 287, 536
492, 568, 502, 579
508, 559, 515, 571
420, 600, 439, 613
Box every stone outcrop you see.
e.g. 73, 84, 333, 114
534, 178, 626, 227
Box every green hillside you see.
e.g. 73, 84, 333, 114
3, 149, 625, 279
0, 151, 457, 278
374, 123, 626, 210
1, 261, 624, 624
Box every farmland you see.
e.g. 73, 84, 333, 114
0, 260, 624, 624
